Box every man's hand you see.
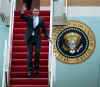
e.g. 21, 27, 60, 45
22, 4, 27, 11
48, 39, 53, 43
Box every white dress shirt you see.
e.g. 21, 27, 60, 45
33, 16, 39, 28
32, 16, 39, 36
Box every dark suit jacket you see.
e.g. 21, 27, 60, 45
23, 0, 32, 3
23, 0, 32, 10
20, 13, 49, 46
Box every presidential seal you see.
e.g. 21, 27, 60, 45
53, 20, 96, 64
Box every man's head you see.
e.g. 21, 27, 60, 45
32, 8, 39, 16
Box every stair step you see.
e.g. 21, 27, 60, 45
9, 85, 48, 87
14, 22, 49, 28
13, 40, 49, 46
13, 28, 49, 34
11, 59, 48, 65
13, 34, 49, 40
14, 16, 50, 22
12, 46, 49, 52
10, 78, 48, 85
10, 72, 48, 78
14, 11, 50, 16
11, 65, 48, 72
12, 52, 48, 59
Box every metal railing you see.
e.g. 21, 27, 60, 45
2, 0, 16, 87
65, 0, 68, 17
2, 40, 8, 87
48, 0, 68, 87
49, 0, 56, 87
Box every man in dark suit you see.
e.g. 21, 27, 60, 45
20, 5, 51, 77
23, 0, 32, 10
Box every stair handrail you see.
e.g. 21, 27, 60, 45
48, 1, 68, 87
2, 0, 16, 87
7, 0, 16, 85
49, 0, 56, 87
66, 0, 68, 17
2, 40, 8, 87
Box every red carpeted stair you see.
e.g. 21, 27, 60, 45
9, 10, 50, 87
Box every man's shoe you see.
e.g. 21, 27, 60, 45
34, 70, 39, 74
28, 72, 32, 77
